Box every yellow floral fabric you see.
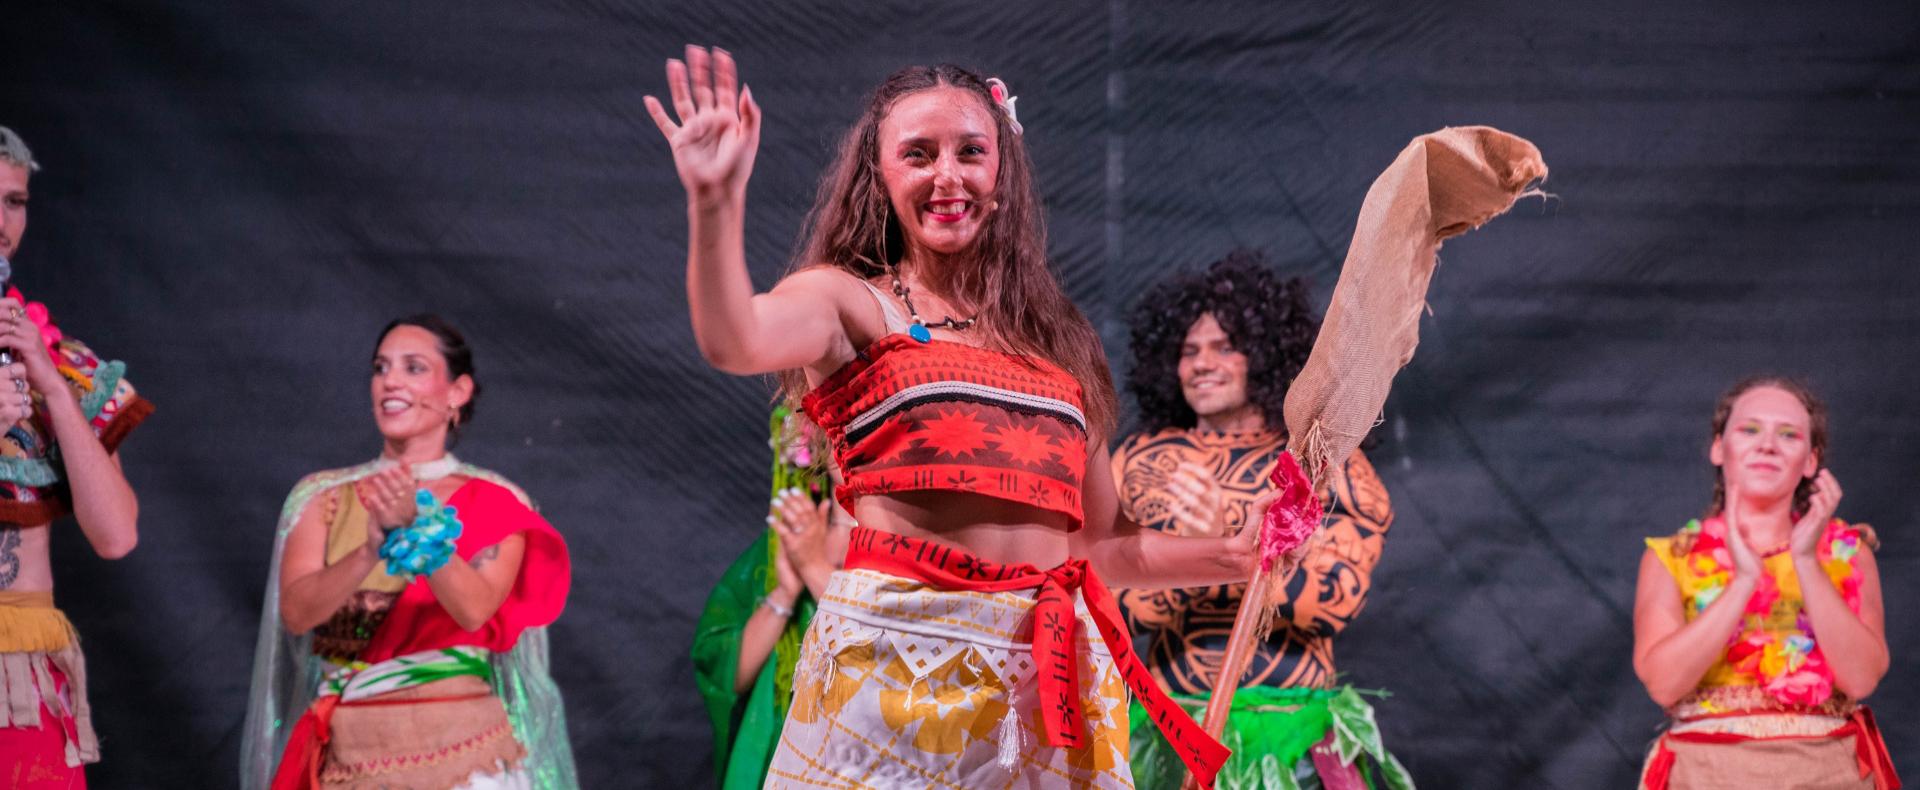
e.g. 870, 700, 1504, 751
769, 569, 1133, 789
1645, 518, 1866, 711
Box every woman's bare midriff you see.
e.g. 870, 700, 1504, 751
853, 490, 1072, 569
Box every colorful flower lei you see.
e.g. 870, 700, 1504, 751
769, 404, 829, 501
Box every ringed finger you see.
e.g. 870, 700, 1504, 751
775, 499, 809, 526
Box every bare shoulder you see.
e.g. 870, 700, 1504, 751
287, 483, 344, 544
1635, 545, 1675, 589
276, 464, 378, 537
778, 267, 878, 319
778, 265, 893, 371
776, 265, 870, 297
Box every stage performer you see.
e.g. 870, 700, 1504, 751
1634, 377, 1896, 790
0, 125, 153, 788
239, 315, 576, 790
694, 406, 853, 789
1114, 251, 1412, 790
646, 46, 1267, 788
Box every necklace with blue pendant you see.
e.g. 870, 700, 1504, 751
889, 269, 977, 343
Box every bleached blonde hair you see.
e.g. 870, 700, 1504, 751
0, 127, 39, 172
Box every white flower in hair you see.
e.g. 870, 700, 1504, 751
986, 78, 1022, 135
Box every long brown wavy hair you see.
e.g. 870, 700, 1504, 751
1706, 375, 1827, 518
777, 64, 1117, 440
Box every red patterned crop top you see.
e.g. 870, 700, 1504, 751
801, 287, 1090, 530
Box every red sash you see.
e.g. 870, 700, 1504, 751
844, 526, 1229, 790
1642, 707, 1899, 790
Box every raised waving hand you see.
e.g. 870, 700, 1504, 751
645, 45, 761, 200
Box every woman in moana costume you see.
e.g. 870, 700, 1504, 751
647, 45, 1273, 789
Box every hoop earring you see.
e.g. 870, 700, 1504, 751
878, 200, 892, 272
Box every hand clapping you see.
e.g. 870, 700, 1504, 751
769, 487, 832, 582
1722, 486, 1765, 582
1789, 469, 1843, 559
358, 463, 417, 553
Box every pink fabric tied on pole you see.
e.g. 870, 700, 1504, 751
1260, 451, 1322, 573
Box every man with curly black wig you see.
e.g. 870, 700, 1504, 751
1114, 250, 1412, 790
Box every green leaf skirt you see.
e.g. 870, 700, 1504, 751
1127, 685, 1414, 790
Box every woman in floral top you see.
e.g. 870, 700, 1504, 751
1632, 377, 1895, 789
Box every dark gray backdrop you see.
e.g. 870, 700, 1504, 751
2, 1, 1916, 787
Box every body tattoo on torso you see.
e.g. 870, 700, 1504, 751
0, 527, 21, 589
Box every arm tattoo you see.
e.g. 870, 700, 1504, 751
470, 544, 501, 569
1114, 431, 1399, 694
0, 527, 17, 589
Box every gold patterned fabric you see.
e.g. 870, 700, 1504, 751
310, 486, 403, 662
1667, 685, 1854, 724
767, 569, 1134, 789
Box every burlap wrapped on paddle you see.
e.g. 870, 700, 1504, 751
1284, 125, 1547, 489
1190, 128, 1547, 788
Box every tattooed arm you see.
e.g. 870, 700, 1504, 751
1271, 448, 1392, 636
1110, 439, 1198, 633
425, 533, 526, 631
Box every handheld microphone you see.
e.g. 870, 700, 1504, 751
0, 254, 12, 367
